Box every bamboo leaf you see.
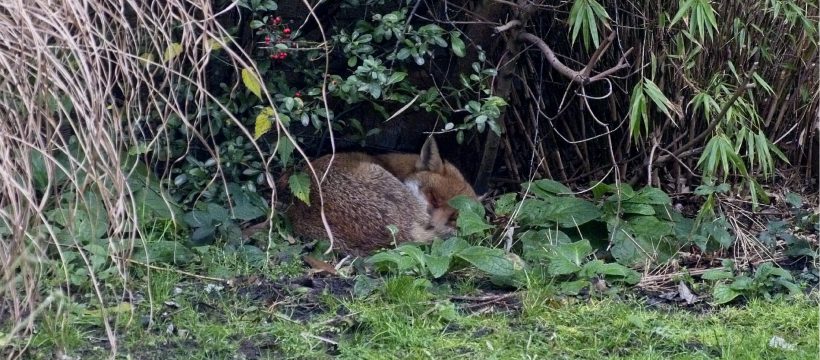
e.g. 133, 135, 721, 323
670, 0, 694, 27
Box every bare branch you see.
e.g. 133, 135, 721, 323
517, 31, 631, 85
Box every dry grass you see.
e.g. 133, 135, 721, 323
0, 1, 289, 357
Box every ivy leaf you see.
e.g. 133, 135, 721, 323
242, 67, 262, 99
456, 246, 515, 277
288, 172, 311, 205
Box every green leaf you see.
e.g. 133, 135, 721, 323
432, 238, 468, 259
242, 67, 263, 99
701, 268, 734, 280
288, 172, 311, 205
520, 229, 572, 261
424, 254, 451, 278
135, 240, 198, 265
556, 240, 594, 265
545, 197, 602, 228
524, 179, 572, 198
712, 283, 741, 305
629, 82, 648, 139
643, 79, 674, 122
275, 134, 295, 166
450, 33, 466, 57
632, 187, 672, 205
254, 107, 275, 139
670, 0, 694, 27
547, 255, 582, 276
395, 244, 424, 266
386, 72, 407, 85
450, 195, 492, 236
620, 203, 656, 215
560, 279, 588, 295
456, 246, 515, 277
596, 262, 639, 279
163, 42, 183, 62
449, 195, 485, 217
493, 193, 518, 216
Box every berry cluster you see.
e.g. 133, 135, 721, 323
262, 16, 292, 62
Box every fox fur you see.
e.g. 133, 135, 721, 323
285, 137, 477, 256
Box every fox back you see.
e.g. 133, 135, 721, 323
285, 137, 477, 256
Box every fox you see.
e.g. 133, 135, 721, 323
285, 137, 477, 256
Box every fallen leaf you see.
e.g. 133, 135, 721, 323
677, 281, 698, 304
303, 255, 337, 275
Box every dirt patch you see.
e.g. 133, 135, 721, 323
451, 291, 522, 315
230, 275, 355, 322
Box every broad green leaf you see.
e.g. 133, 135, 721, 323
597, 262, 641, 284
521, 229, 572, 261
701, 268, 734, 280
424, 255, 451, 278
275, 134, 295, 166
712, 283, 741, 305
524, 179, 572, 198
457, 211, 493, 237
544, 197, 602, 228
289, 172, 311, 205
547, 255, 582, 276
450, 33, 466, 57
396, 244, 426, 268
242, 67, 263, 99
135, 240, 198, 265
434, 237, 470, 258
555, 239, 594, 266
560, 279, 588, 295
493, 193, 519, 216
254, 107, 275, 139
620, 202, 656, 215
628, 216, 674, 239
456, 246, 515, 277
449, 195, 485, 217
632, 187, 672, 205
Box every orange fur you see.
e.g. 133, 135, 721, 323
286, 137, 477, 256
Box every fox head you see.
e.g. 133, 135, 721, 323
404, 137, 478, 230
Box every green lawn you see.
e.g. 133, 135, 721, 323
15, 269, 818, 360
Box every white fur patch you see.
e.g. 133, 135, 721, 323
403, 180, 429, 207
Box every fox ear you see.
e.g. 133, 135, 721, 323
416, 136, 444, 173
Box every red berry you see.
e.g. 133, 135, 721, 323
264, 36, 271, 45
279, 52, 287, 59
283, 28, 291, 34
295, 91, 301, 97
273, 16, 282, 25
270, 53, 276, 59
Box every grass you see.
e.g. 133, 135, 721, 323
9, 259, 818, 360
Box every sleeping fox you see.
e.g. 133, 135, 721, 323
285, 137, 477, 256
